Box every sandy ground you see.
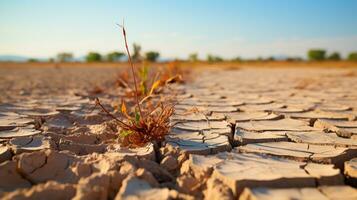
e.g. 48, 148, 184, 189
0, 63, 357, 199
0, 63, 122, 103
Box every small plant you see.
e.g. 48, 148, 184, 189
95, 24, 175, 147
115, 59, 184, 102
95, 98, 173, 147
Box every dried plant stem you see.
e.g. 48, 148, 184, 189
120, 25, 143, 117
95, 98, 131, 129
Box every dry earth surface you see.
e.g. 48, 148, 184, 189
1, 63, 357, 200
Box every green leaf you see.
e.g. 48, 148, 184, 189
120, 130, 132, 137
139, 65, 149, 95
135, 111, 140, 124
140, 81, 147, 95
139, 65, 148, 81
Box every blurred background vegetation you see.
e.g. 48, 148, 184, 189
22, 43, 357, 64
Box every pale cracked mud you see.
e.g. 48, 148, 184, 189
1, 65, 357, 200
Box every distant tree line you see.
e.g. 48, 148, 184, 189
306, 49, 357, 61
44, 43, 161, 63
186, 49, 357, 63
28, 46, 357, 63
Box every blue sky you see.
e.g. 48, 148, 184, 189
1, 0, 357, 59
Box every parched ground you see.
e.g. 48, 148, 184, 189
1, 63, 357, 200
